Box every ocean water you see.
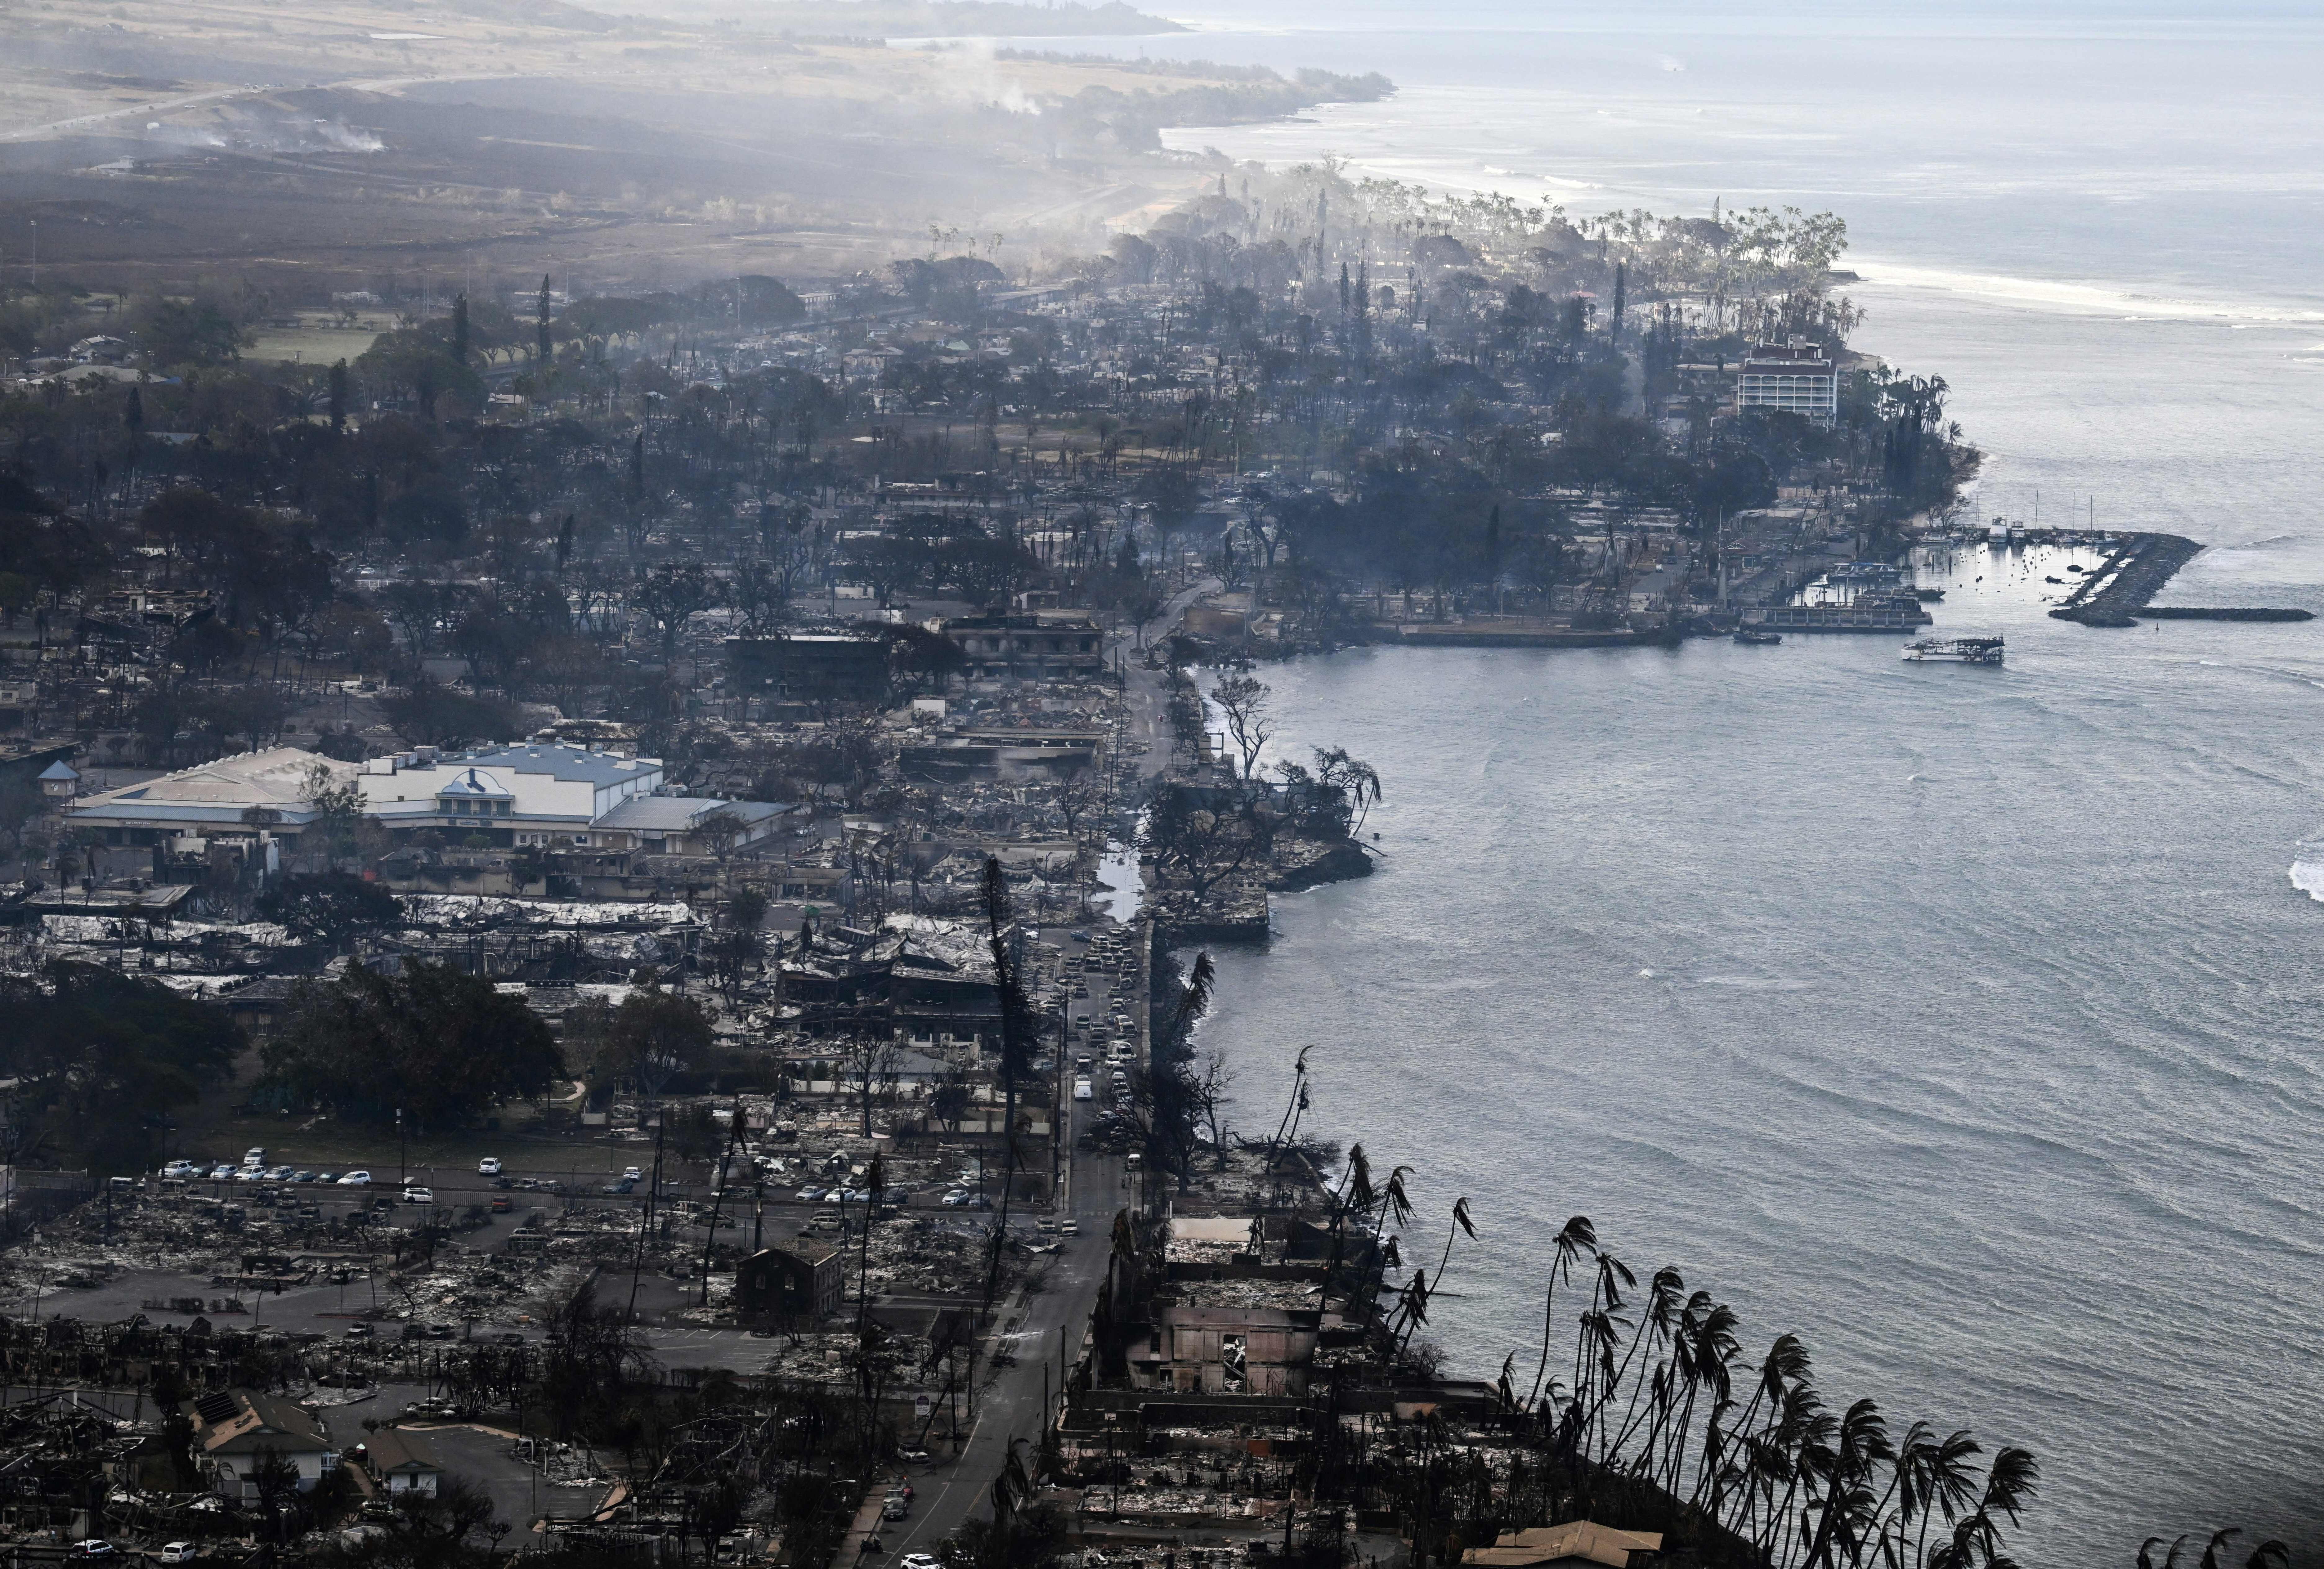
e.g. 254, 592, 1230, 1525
1085, 0, 2324, 1555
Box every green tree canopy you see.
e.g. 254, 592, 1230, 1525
0, 962, 245, 1172
264, 959, 563, 1129
256, 872, 401, 948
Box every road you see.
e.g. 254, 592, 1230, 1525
874, 1085, 1123, 1560
844, 576, 1209, 1551
1119, 577, 1219, 786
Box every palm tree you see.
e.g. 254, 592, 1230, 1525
1396, 1196, 1475, 1359
1525, 1215, 1596, 1411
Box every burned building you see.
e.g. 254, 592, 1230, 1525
736, 1241, 844, 1321
726, 634, 891, 705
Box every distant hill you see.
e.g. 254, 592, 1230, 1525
583, 0, 1188, 35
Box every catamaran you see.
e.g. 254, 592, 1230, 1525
1901, 636, 2004, 664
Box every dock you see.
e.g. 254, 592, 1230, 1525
1745, 604, 1932, 634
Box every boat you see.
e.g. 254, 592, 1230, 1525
1915, 587, 1946, 601
1901, 636, 2004, 664
1733, 628, 1783, 645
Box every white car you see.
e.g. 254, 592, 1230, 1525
403, 1187, 435, 1204
337, 1170, 372, 1186
477, 1157, 502, 1176
622, 1166, 643, 1182
160, 1160, 196, 1180
243, 1148, 267, 1167
207, 1165, 236, 1181
156, 1544, 198, 1564
1073, 1078, 1093, 1101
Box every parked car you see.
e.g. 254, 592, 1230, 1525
207, 1165, 236, 1181
337, 1170, 372, 1186
160, 1160, 197, 1179
157, 1544, 199, 1564
941, 1190, 969, 1206
794, 1186, 825, 1202
1059, 1219, 1079, 1235
403, 1187, 434, 1204
881, 1498, 908, 1521
478, 1157, 502, 1176
344, 1322, 373, 1338
243, 1148, 267, 1167
622, 1166, 643, 1181
602, 1178, 635, 1195
69, 1540, 115, 1558
292, 1171, 316, 1183
315, 1172, 337, 1185
490, 1195, 513, 1213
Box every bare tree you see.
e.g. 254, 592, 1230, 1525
1141, 782, 1270, 900
838, 1036, 902, 1137
1211, 667, 1272, 778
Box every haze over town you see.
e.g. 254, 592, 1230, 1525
0, 3, 2317, 1569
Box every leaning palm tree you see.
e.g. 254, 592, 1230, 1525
1397, 1196, 1476, 1359
1526, 1215, 1597, 1411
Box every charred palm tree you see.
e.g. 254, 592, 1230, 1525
1396, 1196, 1476, 1360
1526, 1215, 1598, 1413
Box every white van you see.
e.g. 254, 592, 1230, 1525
1072, 1078, 1093, 1101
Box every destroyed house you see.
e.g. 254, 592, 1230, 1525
737, 1242, 843, 1320
942, 613, 1105, 680
185, 1388, 335, 1497
779, 916, 1004, 1043
899, 727, 1100, 784
726, 634, 891, 704
1139, 1276, 1323, 1396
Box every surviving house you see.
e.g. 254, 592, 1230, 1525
1461, 1522, 1664, 1568
356, 1428, 444, 1497
184, 1389, 335, 1498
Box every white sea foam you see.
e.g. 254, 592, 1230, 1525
1851, 257, 2324, 325
2290, 854, 2324, 904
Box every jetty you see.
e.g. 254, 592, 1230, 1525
2045, 532, 2310, 626
2048, 533, 2202, 626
